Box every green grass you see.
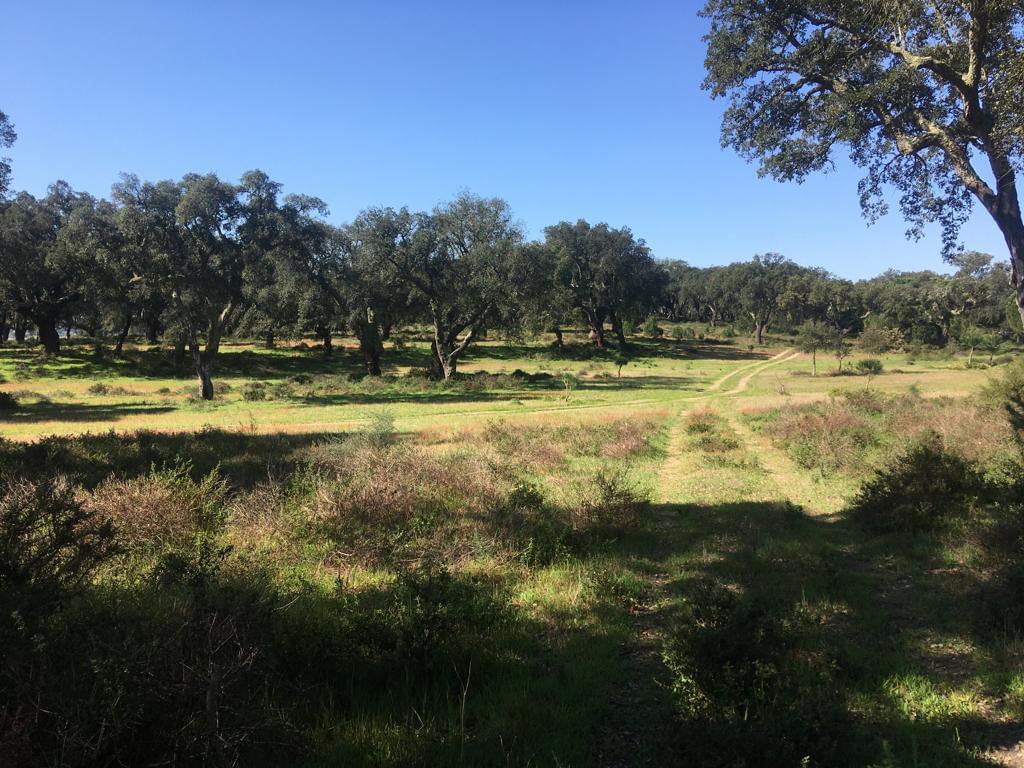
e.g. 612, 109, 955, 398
1, 333, 1022, 766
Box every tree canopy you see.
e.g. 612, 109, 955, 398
701, 0, 1024, 325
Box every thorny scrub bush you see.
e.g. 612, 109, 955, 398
86, 460, 230, 552
851, 430, 986, 535
685, 410, 741, 453
662, 580, 846, 767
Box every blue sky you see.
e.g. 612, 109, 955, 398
1, 1, 1009, 279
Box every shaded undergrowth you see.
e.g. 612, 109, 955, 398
0, 415, 664, 767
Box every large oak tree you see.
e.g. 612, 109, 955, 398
546, 220, 660, 350
0, 183, 93, 353
702, 0, 1024, 325
377, 193, 525, 379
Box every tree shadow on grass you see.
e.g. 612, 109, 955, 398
3, 516, 640, 768
0, 343, 368, 382
294, 386, 557, 409
624, 500, 1010, 767
0, 428, 331, 489
577, 374, 703, 392
1, 400, 177, 424
460, 339, 770, 365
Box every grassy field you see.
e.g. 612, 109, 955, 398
1, 333, 1022, 766
0, 332, 996, 440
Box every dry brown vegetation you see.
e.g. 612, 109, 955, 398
751, 389, 1021, 482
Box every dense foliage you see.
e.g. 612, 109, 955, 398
0, 169, 1017, 399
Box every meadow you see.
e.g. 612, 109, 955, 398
1, 329, 1022, 767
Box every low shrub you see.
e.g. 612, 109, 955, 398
391, 566, 506, 669
87, 382, 110, 395
760, 400, 878, 474
985, 360, 1024, 446
493, 482, 571, 566
642, 316, 664, 338
685, 411, 715, 434
840, 388, 885, 413
851, 431, 985, 534
0, 474, 117, 639
601, 419, 656, 459
305, 444, 498, 565
87, 461, 230, 551
0, 391, 16, 411
572, 468, 650, 537
685, 410, 740, 452
242, 381, 268, 401
662, 581, 845, 765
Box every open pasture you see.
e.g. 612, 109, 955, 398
3, 333, 1023, 766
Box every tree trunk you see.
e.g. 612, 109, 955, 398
584, 308, 606, 348
197, 362, 214, 400
14, 317, 27, 343
356, 314, 384, 376
264, 332, 275, 349
145, 318, 161, 344
173, 335, 187, 366
1009, 232, 1024, 331
812, 349, 817, 377
318, 326, 332, 357
755, 322, 766, 345
431, 323, 478, 381
114, 313, 132, 356
0, 315, 9, 343
37, 316, 60, 354
708, 305, 718, 329
968, 346, 975, 366
609, 312, 628, 352
188, 321, 225, 402
431, 338, 460, 380
360, 335, 382, 376
961, 144, 1024, 330
552, 326, 564, 350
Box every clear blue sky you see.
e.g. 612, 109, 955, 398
1, 1, 1009, 279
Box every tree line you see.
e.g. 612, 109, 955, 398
0, 167, 1018, 399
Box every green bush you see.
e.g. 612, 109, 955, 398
642, 315, 664, 338
575, 468, 650, 537
859, 326, 903, 354
985, 360, 1024, 446
494, 481, 571, 566
242, 381, 268, 401
0, 475, 117, 640
852, 431, 985, 534
855, 358, 884, 375
0, 391, 16, 411
662, 581, 845, 765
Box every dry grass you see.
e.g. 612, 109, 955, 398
86, 462, 229, 550
753, 390, 1020, 480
